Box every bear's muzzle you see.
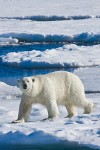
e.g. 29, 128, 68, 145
23, 84, 27, 89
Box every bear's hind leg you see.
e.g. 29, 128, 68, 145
83, 100, 94, 114
65, 103, 77, 118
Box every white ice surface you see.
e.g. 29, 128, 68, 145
0, 19, 100, 35
0, 0, 100, 44
0, 19, 100, 43
0, 0, 100, 17
1, 44, 100, 68
0, 0, 100, 148
0, 37, 18, 44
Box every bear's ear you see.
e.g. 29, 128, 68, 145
32, 79, 35, 82
17, 79, 20, 83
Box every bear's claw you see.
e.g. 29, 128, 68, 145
12, 119, 25, 123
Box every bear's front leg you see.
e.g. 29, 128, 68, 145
46, 100, 59, 119
12, 97, 32, 123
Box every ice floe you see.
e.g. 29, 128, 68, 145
1, 44, 100, 69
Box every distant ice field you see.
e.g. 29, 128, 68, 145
0, 18, 100, 44
0, 0, 99, 44
0, 0, 100, 17
0, 0, 100, 44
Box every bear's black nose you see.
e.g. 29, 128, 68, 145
23, 84, 27, 89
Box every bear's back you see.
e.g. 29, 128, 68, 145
45, 71, 69, 86
45, 71, 71, 102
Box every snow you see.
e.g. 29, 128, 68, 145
0, 32, 100, 44
0, 79, 100, 149
0, 0, 100, 17
0, 1, 100, 44
0, 82, 21, 102
0, 18, 100, 35
0, 0, 100, 149
1, 44, 100, 68
0, 37, 18, 44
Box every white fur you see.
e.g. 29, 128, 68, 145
12, 71, 94, 123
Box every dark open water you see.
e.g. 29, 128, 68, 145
0, 144, 96, 150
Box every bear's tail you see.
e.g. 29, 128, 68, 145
84, 100, 94, 114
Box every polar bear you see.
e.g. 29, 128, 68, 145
12, 71, 94, 123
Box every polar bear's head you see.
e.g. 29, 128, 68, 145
18, 77, 33, 92
17, 77, 41, 97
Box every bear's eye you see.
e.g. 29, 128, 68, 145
27, 80, 29, 82
32, 79, 35, 82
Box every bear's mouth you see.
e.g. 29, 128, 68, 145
23, 84, 27, 89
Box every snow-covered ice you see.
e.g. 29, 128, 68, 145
0, 32, 100, 44
0, 0, 100, 149
0, 0, 100, 17
0, 75, 100, 149
0, 37, 18, 44
0, 0, 100, 44
1, 44, 100, 68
